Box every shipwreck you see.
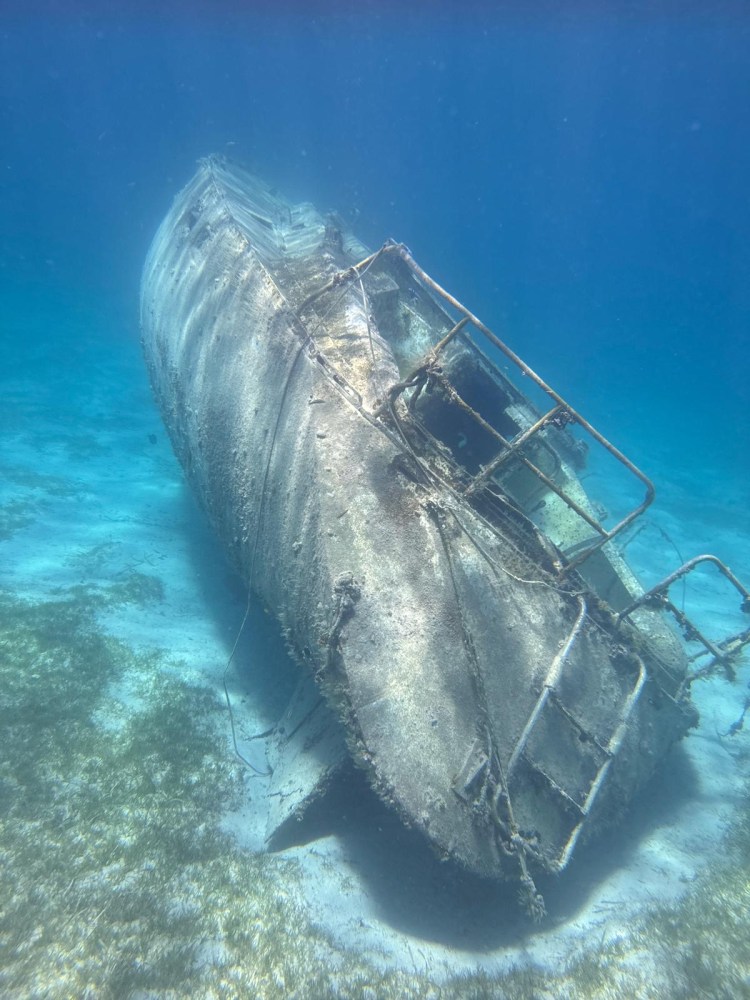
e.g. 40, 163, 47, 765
141, 157, 749, 916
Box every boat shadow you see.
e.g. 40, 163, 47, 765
272, 726, 699, 951
180, 490, 701, 950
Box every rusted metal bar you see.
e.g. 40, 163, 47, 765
556, 655, 647, 871
507, 596, 588, 776
399, 364, 607, 538
423, 314, 470, 360
386, 244, 652, 495
465, 403, 570, 491
358, 243, 656, 568
296, 245, 387, 316
619, 554, 750, 621
375, 316, 471, 417
619, 554, 750, 682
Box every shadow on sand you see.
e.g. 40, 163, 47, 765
179, 483, 700, 952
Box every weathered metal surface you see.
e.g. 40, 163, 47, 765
264, 673, 348, 847
141, 157, 701, 908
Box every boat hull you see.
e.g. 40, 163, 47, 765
141, 159, 696, 899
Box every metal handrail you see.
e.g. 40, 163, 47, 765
358, 242, 655, 573
299, 244, 750, 677
618, 554, 750, 682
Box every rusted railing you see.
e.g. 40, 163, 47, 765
362, 242, 655, 574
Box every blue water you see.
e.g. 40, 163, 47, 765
2, 2, 749, 996
3, 2, 749, 467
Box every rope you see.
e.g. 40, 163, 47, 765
426, 499, 546, 920
221, 598, 270, 776
222, 338, 308, 777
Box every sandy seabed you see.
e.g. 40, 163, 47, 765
1, 298, 749, 998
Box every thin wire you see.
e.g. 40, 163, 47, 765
220, 257, 378, 775
222, 596, 271, 776
221, 342, 308, 778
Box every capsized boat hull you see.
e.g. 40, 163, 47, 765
141, 158, 696, 905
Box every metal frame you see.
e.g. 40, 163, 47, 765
619, 554, 750, 683
356, 242, 655, 574
299, 241, 750, 678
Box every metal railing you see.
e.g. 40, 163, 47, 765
361, 242, 655, 574
297, 240, 750, 678
619, 554, 750, 685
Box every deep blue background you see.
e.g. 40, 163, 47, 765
2, 1, 748, 474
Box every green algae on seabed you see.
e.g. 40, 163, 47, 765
0, 466, 85, 499
0, 584, 749, 999
0, 498, 39, 542
0, 587, 446, 998
0, 465, 87, 540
